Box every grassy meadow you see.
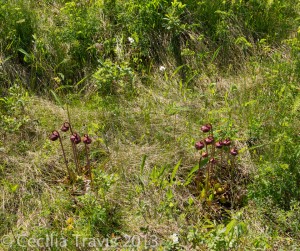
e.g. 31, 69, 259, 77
0, 0, 300, 250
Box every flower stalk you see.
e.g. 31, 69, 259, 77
49, 130, 73, 182
70, 132, 81, 175
83, 134, 92, 185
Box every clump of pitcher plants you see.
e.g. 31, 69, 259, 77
194, 123, 240, 207
49, 121, 92, 187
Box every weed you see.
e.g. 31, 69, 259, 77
193, 123, 246, 209
49, 120, 93, 190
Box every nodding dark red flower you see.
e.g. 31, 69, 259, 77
215, 141, 223, 149
61, 122, 70, 132
205, 136, 214, 145
202, 152, 208, 158
49, 130, 60, 141
222, 138, 231, 146
230, 147, 238, 156
209, 158, 217, 164
201, 124, 212, 133
195, 141, 205, 150
82, 134, 92, 144
70, 132, 81, 144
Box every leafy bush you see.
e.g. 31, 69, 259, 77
186, 213, 247, 250
93, 59, 135, 96
75, 190, 122, 237
35, 0, 106, 87
249, 161, 300, 210
0, 85, 29, 133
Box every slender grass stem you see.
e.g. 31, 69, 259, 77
66, 105, 73, 134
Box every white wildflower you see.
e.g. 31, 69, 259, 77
128, 37, 135, 44
170, 233, 179, 244
159, 65, 166, 72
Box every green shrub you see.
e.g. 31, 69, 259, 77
186, 213, 247, 250
34, 0, 106, 87
93, 59, 135, 96
0, 0, 36, 58
249, 161, 299, 210
0, 85, 30, 133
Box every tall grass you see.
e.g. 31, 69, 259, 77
1, 0, 299, 91
0, 0, 300, 250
